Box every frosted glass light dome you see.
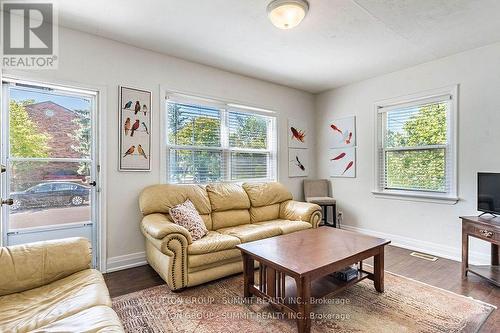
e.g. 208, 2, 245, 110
267, 0, 309, 29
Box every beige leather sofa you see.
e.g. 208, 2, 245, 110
0, 237, 124, 333
139, 182, 321, 291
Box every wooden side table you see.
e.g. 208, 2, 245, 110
461, 215, 500, 287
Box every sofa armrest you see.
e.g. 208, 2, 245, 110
141, 213, 191, 290
141, 213, 193, 244
279, 200, 322, 228
0, 237, 91, 296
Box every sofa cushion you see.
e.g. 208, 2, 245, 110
169, 200, 208, 241
256, 219, 312, 234
139, 184, 211, 216
188, 231, 241, 255
212, 209, 250, 230
188, 249, 241, 268
0, 269, 110, 333
206, 183, 250, 212
249, 204, 280, 223
217, 224, 281, 243
0, 237, 91, 297
306, 196, 336, 205
243, 182, 293, 207
29, 305, 124, 333
188, 257, 242, 273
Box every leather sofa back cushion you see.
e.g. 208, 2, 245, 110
0, 237, 91, 296
250, 204, 280, 222
212, 209, 250, 229
243, 182, 293, 207
200, 214, 213, 230
206, 183, 250, 212
139, 184, 211, 216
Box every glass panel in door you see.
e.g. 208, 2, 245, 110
1, 80, 98, 266
9, 160, 91, 229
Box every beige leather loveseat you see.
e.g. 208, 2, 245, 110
0, 237, 124, 333
139, 182, 321, 291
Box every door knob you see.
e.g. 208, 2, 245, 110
1, 165, 6, 173
1, 198, 13, 206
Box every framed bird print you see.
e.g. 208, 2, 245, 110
288, 148, 309, 177
119, 86, 152, 171
329, 116, 356, 148
288, 118, 308, 148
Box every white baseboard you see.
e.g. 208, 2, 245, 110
341, 225, 489, 265
104, 227, 489, 273
106, 251, 147, 273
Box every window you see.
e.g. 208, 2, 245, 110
374, 87, 458, 201
32, 184, 53, 193
54, 183, 77, 191
166, 94, 277, 184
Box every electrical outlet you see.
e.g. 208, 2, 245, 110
337, 210, 343, 228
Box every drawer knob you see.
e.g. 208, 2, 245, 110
479, 229, 493, 238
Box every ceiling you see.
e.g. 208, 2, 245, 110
54, 0, 500, 93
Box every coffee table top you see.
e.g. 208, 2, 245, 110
237, 227, 390, 276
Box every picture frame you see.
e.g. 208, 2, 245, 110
287, 118, 309, 148
329, 116, 356, 148
118, 86, 152, 171
329, 147, 356, 178
288, 148, 309, 177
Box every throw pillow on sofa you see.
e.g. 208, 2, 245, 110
169, 199, 208, 241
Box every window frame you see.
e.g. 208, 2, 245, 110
372, 85, 459, 203
162, 91, 278, 185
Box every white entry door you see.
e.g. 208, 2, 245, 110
1, 78, 100, 266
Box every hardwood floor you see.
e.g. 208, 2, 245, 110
104, 245, 499, 332
104, 264, 164, 298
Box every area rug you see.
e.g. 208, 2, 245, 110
112, 272, 495, 333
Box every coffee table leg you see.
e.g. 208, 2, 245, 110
374, 248, 385, 292
242, 253, 254, 298
295, 276, 311, 333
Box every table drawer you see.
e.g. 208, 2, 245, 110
465, 223, 500, 242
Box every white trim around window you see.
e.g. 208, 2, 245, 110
160, 88, 278, 185
372, 85, 459, 204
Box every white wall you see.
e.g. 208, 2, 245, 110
316, 42, 500, 264
3, 27, 316, 270
6, 24, 497, 270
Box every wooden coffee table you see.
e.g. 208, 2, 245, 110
236, 227, 390, 333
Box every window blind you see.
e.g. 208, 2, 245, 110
166, 97, 277, 184
228, 111, 269, 149
231, 152, 269, 180
167, 102, 221, 147
169, 149, 224, 184
377, 98, 453, 194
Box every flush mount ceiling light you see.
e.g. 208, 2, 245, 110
267, 0, 309, 29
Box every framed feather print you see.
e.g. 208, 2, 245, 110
119, 86, 152, 171
288, 118, 308, 148
288, 148, 309, 177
